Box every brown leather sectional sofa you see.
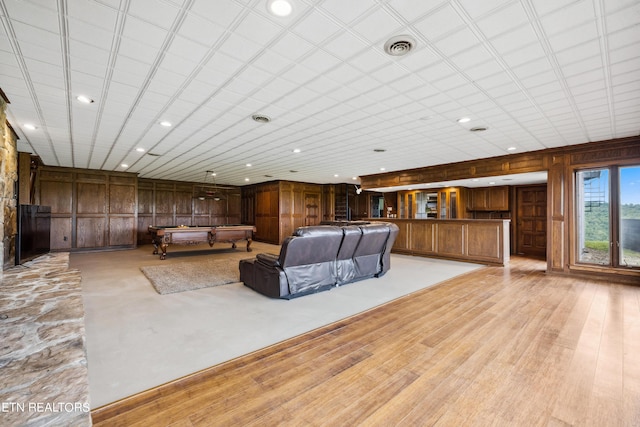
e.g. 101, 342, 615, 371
239, 222, 399, 299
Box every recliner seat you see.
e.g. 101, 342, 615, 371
239, 222, 399, 299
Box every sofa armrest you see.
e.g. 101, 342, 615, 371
256, 252, 281, 267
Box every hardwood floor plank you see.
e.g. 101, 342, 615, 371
91, 258, 640, 427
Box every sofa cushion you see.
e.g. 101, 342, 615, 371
353, 223, 392, 278
336, 225, 363, 285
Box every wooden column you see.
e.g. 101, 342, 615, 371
547, 154, 567, 273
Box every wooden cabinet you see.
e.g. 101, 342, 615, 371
438, 187, 467, 218
398, 188, 465, 219
469, 186, 509, 211
375, 218, 511, 266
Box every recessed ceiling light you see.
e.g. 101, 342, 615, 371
380, 167, 386, 171
334, 174, 339, 177
507, 147, 517, 151
352, 177, 358, 180
457, 117, 471, 123
211, 172, 216, 176
489, 181, 496, 185
267, 0, 292, 17
252, 114, 271, 123
159, 121, 172, 127
246, 163, 252, 167
24, 123, 37, 130
136, 147, 145, 153
472, 179, 479, 182
121, 164, 128, 168
76, 95, 94, 104
245, 178, 250, 182
292, 148, 301, 153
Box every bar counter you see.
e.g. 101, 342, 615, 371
369, 218, 510, 266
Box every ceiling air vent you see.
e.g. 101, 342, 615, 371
252, 114, 271, 123
384, 35, 416, 56
470, 126, 488, 132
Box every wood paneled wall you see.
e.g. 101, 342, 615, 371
34, 168, 242, 250
137, 178, 241, 245
361, 136, 640, 281
37, 167, 137, 251
242, 180, 324, 245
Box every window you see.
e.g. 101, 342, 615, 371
575, 165, 640, 268
620, 166, 640, 267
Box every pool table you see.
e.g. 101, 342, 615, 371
148, 224, 257, 260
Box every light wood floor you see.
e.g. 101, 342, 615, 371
91, 257, 640, 426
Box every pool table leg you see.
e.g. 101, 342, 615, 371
246, 238, 253, 252
159, 243, 168, 260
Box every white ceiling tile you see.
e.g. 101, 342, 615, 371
412, 4, 466, 41
433, 27, 481, 57
299, 49, 342, 75
269, 32, 315, 62
121, 16, 169, 48
540, 1, 596, 36
387, 0, 446, 23
189, 0, 244, 29
67, 1, 118, 31
547, 21, 598, 53
501, 43, 547, 68
531, 0, 578, 17
456, 0, 512, 20
4, 1, 58, 33
68, 17, 116, 51
490, 24, 539, 55
416, 61, 456, 82
560, 55, 603, 78
609, 43, 640, 65
292, 10, 343, 45
323, 32, 369, 60
128, 0, 181, 30
178, 13, 225, 47
218, 32, 263, 62
520, 70, 559, 90
320, 0, 378, 24
166, 35, 210, 63
431, 74, 469, 92
2, 0, 638, 186
349, 48, 392, 73
555, 40, 601, 67
476, 2, 529, 39
605, 2, 640, 33
196, 51, 244, 84
463, 60, 503, 81
352, 7, 404, 44
449, 45, 494, 70
233, 11, 282, 45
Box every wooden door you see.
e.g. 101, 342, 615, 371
516, 185, 547, 258
304, 192, 320, 226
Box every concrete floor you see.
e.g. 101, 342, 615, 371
71, 242, 482, 408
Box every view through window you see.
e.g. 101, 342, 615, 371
576, 165, 640, 268
620, 165, 640, 267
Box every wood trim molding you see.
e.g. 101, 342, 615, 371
360, 136, 640, 189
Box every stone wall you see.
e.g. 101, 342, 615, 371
1, 97, 18, 276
